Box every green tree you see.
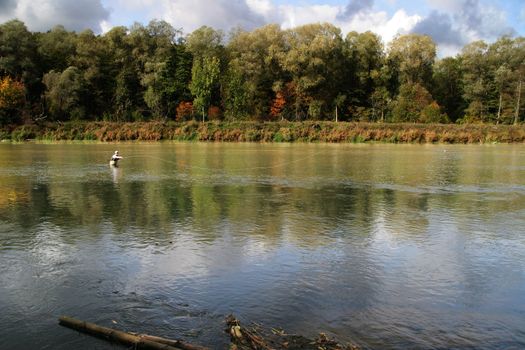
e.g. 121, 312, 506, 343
0, 20, 38, 79
280, 23, 345, 120
42, 66, 87, 120
104, 26, 142, 120
460, 40, 491, 122
487, 37, 525, 124
142, 43, 192, 119
510, 38, 525, 124
388, 34, 436, 89
343, 31, 385, 119
186, 26, 224, 60
392, 82, 447, 123
431, 57, 465, 122
223, 65, 248, 120
370, 85, 391, 122
37, 25, 77, 73
71, 29, 113, 119
0, 19, 40, 105
226, 24, 286, 120
333, 94, 346, 122
186, 26, 225, 118
493, 64, 513, 123
190, 56, 220, 122
140, 20, 183, 118
162, 43, 193, 117
113, 63, 143, 121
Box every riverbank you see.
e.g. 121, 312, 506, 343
2, 121, 525, 143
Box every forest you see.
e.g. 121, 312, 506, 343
0, 19, 524, 126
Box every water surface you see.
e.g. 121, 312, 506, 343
0, 143, 524, 349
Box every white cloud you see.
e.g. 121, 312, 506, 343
98, 0, 421, 47
412, 0, 517, 56
374, 9, 421, 42
438, 44, 464, 58
114, 0, 157, 11
246, 0, 274, 17
436, 0, 514, 41
0, 0, 427, 51
100, 20, 113, 33
426, 0, 462, 12
278, 4, 340, 29
141, 0, 266, 33
248, 2, 420, 45
0, 0, 109, 32
341, 10, 390, 34
331, 8, 420, 43
337, 0, 374, 20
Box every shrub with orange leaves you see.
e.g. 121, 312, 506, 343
0, 76, 25, 124
176, 101, 194, 121
207, 105, 222, 120
0, 76, 25, 111
270, 91, 286, 120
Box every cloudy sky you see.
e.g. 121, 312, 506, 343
0, 0, 523, 56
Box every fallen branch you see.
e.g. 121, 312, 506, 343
58, 316, 208, 350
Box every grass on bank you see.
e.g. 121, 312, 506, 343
2, 120, 525, 143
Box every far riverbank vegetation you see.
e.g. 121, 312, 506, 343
0, 19, 524, 142
3, 121, 525, 144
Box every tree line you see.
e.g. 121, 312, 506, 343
0, 19, 523, 125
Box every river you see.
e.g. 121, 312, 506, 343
0, 143, 524, 349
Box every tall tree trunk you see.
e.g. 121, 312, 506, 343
497, 92, 502, 124
515, 79, 522, 125
335, 105, 338, 122
480, 101, 484, 122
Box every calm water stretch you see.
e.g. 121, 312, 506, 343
0, 143, 524, 349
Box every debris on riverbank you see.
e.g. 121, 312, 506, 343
226, 315, 359, 350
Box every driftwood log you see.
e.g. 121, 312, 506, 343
58, 316, 208, 350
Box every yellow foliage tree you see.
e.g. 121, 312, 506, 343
0, 76, 25, 124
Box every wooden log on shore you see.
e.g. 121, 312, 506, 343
58, 316, 208, 350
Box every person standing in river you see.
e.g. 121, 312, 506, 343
110, 150, 123, 166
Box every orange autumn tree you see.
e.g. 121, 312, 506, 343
207, 105, 221, 120
270, 91, 286, 120
176, 101, 194, 121
270, 82, 299, 120
0, 76, 25, 124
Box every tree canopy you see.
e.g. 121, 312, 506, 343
0, 19, 523, 125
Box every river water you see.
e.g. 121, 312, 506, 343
0, 143, 524, 349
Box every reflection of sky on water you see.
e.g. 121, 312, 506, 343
0, 143, 524, 349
